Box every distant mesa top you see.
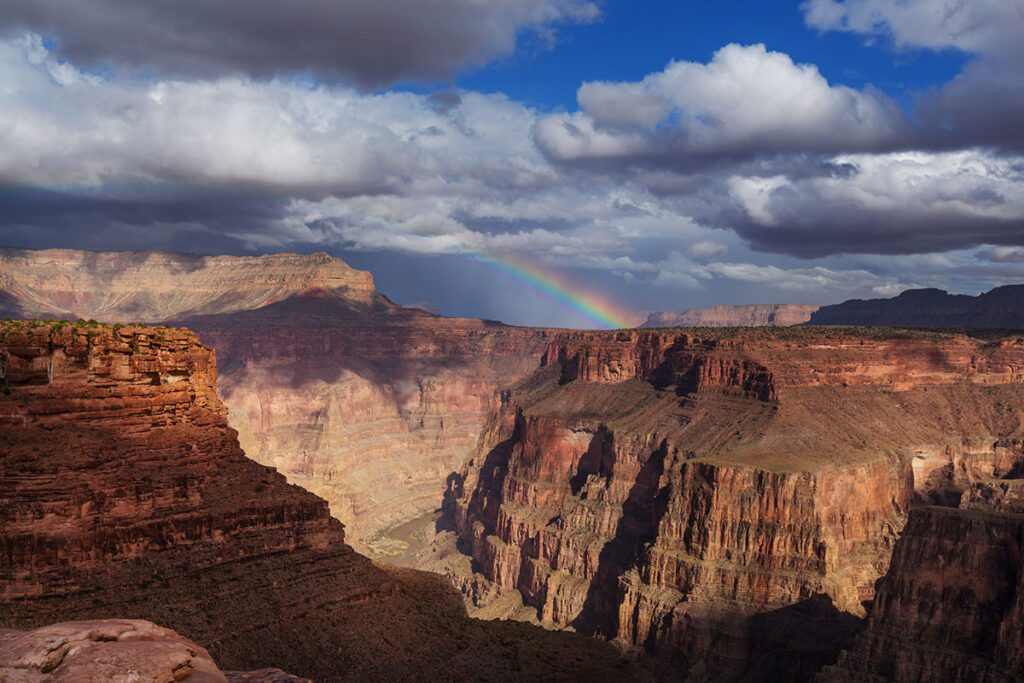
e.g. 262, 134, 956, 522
641, 303, 820, 328
807, 285, 1024, 328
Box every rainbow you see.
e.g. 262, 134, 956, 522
467, 253, 634, 329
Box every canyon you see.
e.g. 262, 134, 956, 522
0, 321, 644, 681
3, 248, 1024, 681
442, 328, 1024, 680
641, 304, 820, 328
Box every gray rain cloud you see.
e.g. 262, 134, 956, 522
0, 0, 599, 87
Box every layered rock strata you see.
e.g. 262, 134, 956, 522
446, 328, 1024, 680
642, 304, 819, 328
186, 299, 554, 549
0, 321, 645, 682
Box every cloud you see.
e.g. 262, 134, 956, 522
719, 150, 1024, 257
802, 0, 1024, 61
803, 0, 1024, 152
648, 251, 909, 296
0, 0, 599, 87
535, 44, 906, 166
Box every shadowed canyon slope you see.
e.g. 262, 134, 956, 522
0, 247, 556, 549
443, 328, 1024, 680
642, 304, 820, 328
0, 321, 646, 682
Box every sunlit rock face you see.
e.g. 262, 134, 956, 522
0, 321, 647, 682
445, 327, 1024, 681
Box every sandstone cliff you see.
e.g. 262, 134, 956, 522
808, 284, 1024, 328
445, 327, 1024, 680
186, 297, 555, 549
642, 304, 820, 328
0, 321, 646, 682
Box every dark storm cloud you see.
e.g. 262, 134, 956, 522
0, 186, 291, 253
0, 0, 598, 87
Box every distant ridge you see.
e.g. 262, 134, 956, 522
0, 247, 384, 322
641, 303, 820, 328
807, 285, 1024, 328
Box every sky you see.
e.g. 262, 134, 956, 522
1, 1, 1023, 327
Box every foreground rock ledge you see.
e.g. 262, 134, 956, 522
0, 619, 310, 683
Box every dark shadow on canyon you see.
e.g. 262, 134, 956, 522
741, 594, 865, 682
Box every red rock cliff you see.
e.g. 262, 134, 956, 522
447, 327, 1024, 680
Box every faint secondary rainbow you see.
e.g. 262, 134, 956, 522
467, 253, 635, 329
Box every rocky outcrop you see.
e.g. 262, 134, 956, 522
446, 327, 1024, 680
0, 248, 555, 550
818, 507, 1024, 682
0, 619, 312, 683
0, 321, 647, 682
807, 284, 1024, 328
642, 304, 819, 328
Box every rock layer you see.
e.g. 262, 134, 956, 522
0, 321, 646, 682
187, 298, 555, 548
446, 327, 1024, 680
642, 304, 820, 328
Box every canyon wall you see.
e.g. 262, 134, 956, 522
186, 300, 554, 549
446, 328, 1024, 680
819, 506, 1024, 682
642, 304, 820, 328
0, 321, 644, 681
